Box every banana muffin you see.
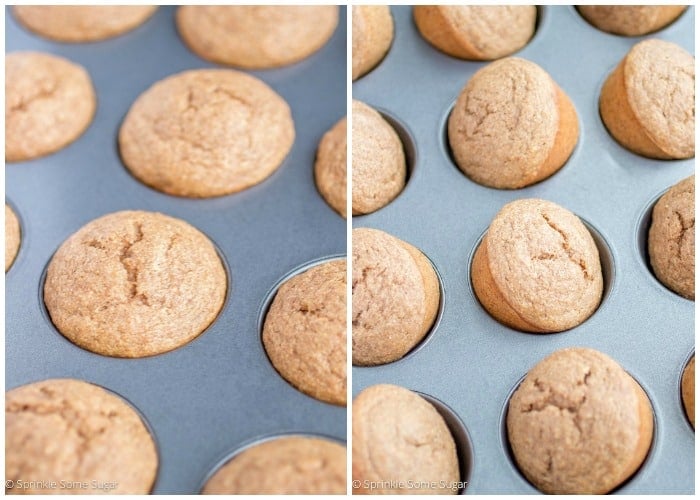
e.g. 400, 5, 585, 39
353, 384, 460, 494
648, 175, 694, 299
508, 347, 654, 494
577, 5, 686, 36
472, 199, 603, 333
448, 57, 578, 189
352, 6, 394, 80
176, 6, 338, 69
203, 436, 346, 494
352, 228, 439, 365
599, 39, 694, 159
6, 378, 158, 494
6, 52, 95, 162
414, 6, 536, 60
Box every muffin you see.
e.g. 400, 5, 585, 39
353, 384, 460, 494
414, 6, 536, 60
202, 436, 346, 494
648, 175, 694, 299
314, 117, 347, 217
6, 378, 158, 494
44, 210, 227, 357
352, 228, 439, 366
682, 355, 695, 428
119, 68, 294, 198
352, 100, 406, 215
352, 6, 394, 80
176, 6, 338, 69
599, 39, 694, 159
472, 199, 603, 333
5, 204, 20, 272
577, 5, 686, 36
448, 57, 578, 189
6, 52, 95, 162
507, 347, 654, 494
263, 259, 347, 406
13, 6, 157, 42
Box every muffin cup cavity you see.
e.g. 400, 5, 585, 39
417, 391, 473, 494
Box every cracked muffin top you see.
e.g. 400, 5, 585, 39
352, 384, 460, 494
263, 259, 347, 406
648, 175, 694, 300
507, 347, 654, 494
6, 378, 158, 494
202, 436, 346, 494
44, 210, 227, 357
448, 57, 578, 189
472, 198, 603, 332
5, 51, 95, 162
119, 68, 294, 198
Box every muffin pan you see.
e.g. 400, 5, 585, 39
6, 6, 346, 494
352, 5, 694, 494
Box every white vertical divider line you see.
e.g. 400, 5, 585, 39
345, 2, 353, 496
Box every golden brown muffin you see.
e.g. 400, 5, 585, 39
414, 6, 536, 60
13, 6, 157, 42
577, 5, 686, 36
44, 210, 227, 358
600, 39, 694, 159
6, 52, 95, 162
6, 379, 157, 494
507, 347, 654, 494
176, 6, 338, 69
352, 384, 460, 494
352, 100, 406, 215
314, 117, 347, 217
472, 199, 603, 333
352, 228, 439, 366
5, 204, 20, 272
352, 6, 394, 80
448, 57, 578, 189
119, 69, 294, 198
682, 356, 695, 428
203, 436, 346, 494
263, 259, 347, 406
648, 175, 694, 299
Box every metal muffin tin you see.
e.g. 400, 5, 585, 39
352, 5, 694, 494
6, 6, 347, 494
